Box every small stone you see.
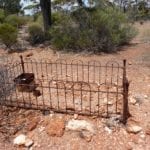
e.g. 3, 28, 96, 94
33, 90, 41, 97
128, 62, 132, 65
127, 125, 142, 134
105, 116, 120, 128
50, 111, 54, 114
42, 110, 50, 116
103, 98, 113, 105
38, 126, 45, 132
140, 134, 146, 139
127, 142, 135, 150
146, 124, 150, 135
129, 97, 137, 105
108, 101, 113, 105
74, 114, 78, 120
114, 82, 118, 86
27, 119, 38, 131
28, 132, 34, 139
146, 129, 150, 135
66, 119, 96, 134
144, 95, 148, 99
13, 134, 26, 146
133, 94, 144, 104
24, 110, 34, 117
79, 131, 92, 142
29, 147, 33, 150
39, 44, 45, 48
104, 126, 112, 134
26, 52, 33, 57
122, 128, 127, 135
83, 95, 88, 100
103, 98, 107, 104
46, 117, 65, 137
25, 138, 34, 147
50, 113, 54, 117
91, 116, 97, 119
33, 142, 38, 147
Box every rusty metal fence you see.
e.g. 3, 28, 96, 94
0, 56, 129, 123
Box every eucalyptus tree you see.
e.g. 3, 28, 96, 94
0, 0, 21, 14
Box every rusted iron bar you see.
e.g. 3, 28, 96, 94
122, 59, 130, 124
20, 55, 25, 73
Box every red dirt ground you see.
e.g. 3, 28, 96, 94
0, 21, 149, 150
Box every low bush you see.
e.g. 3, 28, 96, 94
50, 7, 137, 53
0, 23, 18, 49
28, 23, 45, 45
142, 28, 150, 43
52, 12, 64, 25
36, 14, 43, 26
5, 14, 27, 27
0, 9, 5, 23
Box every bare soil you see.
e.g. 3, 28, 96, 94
0, 21, 149, 150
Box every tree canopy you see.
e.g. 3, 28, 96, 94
0, 0, 21, 14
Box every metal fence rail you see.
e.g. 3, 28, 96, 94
0, 56, 130, 124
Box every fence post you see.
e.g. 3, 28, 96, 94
20, 55, 25, 73
122, 59, 130, 124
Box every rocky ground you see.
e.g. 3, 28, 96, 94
0, 21, 150, 150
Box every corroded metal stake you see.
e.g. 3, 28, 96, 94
122, 59, 130, 124
20, 55, 25, 73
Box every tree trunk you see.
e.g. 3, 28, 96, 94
77, 0, 84, 7
40, 0, 51, 32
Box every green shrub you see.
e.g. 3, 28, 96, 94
0, 23, 18, 49
52, 12, 64, 25
127, 2, 150, 21
0, 9, 5, 23
36, 14, 43, 26
5, 14, 27, 27
50, 8, 137, 53
28, 23, 45, 45
142, 29, 150, 43
32, 13, 44, 27
33, 13, 40, 22
49, 14, 78, 50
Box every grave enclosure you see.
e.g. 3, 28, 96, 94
0, 56, 130, 124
